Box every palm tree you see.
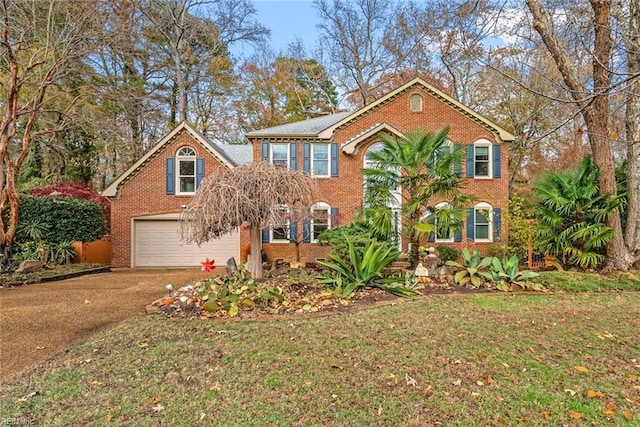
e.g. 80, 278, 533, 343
534, 155, 623, 269
362, 127, 471, 266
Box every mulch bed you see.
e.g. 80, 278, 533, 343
149, 274, 495, 321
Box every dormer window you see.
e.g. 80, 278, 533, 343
177, 146, 197, 194
410, 94, 423, 112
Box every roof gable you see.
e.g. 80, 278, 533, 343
341, 122, 404, 154
102, 122, 237, 197
318, 77, 515, 143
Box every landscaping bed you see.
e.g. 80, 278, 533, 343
0, 263, 109, 287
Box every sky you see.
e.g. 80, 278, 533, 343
252, 0, 321, 53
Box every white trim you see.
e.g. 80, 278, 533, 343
310, 202, 331, 243
310, 144, 330, 177
319, 77, 516, 142
176, 145, 196, 195
342, 122, 404, 155
473, 139, 492, 179
270, 143, 290, 168
474, 202, 493, 242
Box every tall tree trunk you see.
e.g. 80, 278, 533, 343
526, 0, 630, 271
625, 0, 640, 256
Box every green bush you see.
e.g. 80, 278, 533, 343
17, 196, 107, 245
317, 221, 385, 260
436, 245, 459, 263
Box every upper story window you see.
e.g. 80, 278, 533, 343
409, 94, 423, 112
177, 146, 196, 194
311, 202, 331, 242
271, 143, 289, 168
474, 139, 491, 178
311, 144, 329, 176
473, 202, 493, 242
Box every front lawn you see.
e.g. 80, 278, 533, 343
1, 293, 638, 426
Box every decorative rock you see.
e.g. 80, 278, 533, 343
414, 262, 430, 283
16, 259, 43, 274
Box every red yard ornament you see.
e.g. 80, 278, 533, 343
200, 258, 216, 273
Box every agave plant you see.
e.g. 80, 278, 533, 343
318, 238, 402, 297
445, 248, 492, 288
488, 255, 542, 291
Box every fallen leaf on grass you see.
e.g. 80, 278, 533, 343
16, 391, 38, 403
331, 365, 343, 370
138, 341, 149, 348
453, 379, 462, 386
542, 411, 550, 419
569, 411, 581, 419
405, 373, 417, 387
153, 396, 163, 404
603, 409, 615, 417
377, 407, 383, 416
625, 373, 638, 381
605, 402, 617, 410
623, 411, 634, 420
574, 365, 589, 373
587, 389, 605, 398
151, 403, 164, 413
564, 389, 577, 396
486, 375, 495, 384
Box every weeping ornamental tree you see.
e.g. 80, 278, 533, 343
533, 156, 623, 269
179, 162, 316, 279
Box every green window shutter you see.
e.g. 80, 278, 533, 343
166, 158, 175, 195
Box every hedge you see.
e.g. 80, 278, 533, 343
17, 196, 107, 244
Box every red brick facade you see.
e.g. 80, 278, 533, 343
105, 125, 236, 267
247, 79, 513, 264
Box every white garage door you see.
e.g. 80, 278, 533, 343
133, 219, 239, 267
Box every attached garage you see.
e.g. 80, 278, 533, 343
133, 215, 239, 268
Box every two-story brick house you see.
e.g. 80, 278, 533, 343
245, 77, 515, 264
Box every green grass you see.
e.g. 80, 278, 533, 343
533, 270, 640, 292
1, 293, 639, 426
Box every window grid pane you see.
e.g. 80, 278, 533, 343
475, 146, 489, 177
312, 145, 329, 176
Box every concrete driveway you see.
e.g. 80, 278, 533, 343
0, 268, 210, 380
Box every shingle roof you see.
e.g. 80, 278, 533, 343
245, 112, 352, 137
215, 144, 253, 165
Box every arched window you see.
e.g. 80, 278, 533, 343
409, 93, 423, 112
473, 202, 493, 242
310, 202, 331, 242
176, 146, 196, 194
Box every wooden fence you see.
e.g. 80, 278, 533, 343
73, 236, 111, 265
